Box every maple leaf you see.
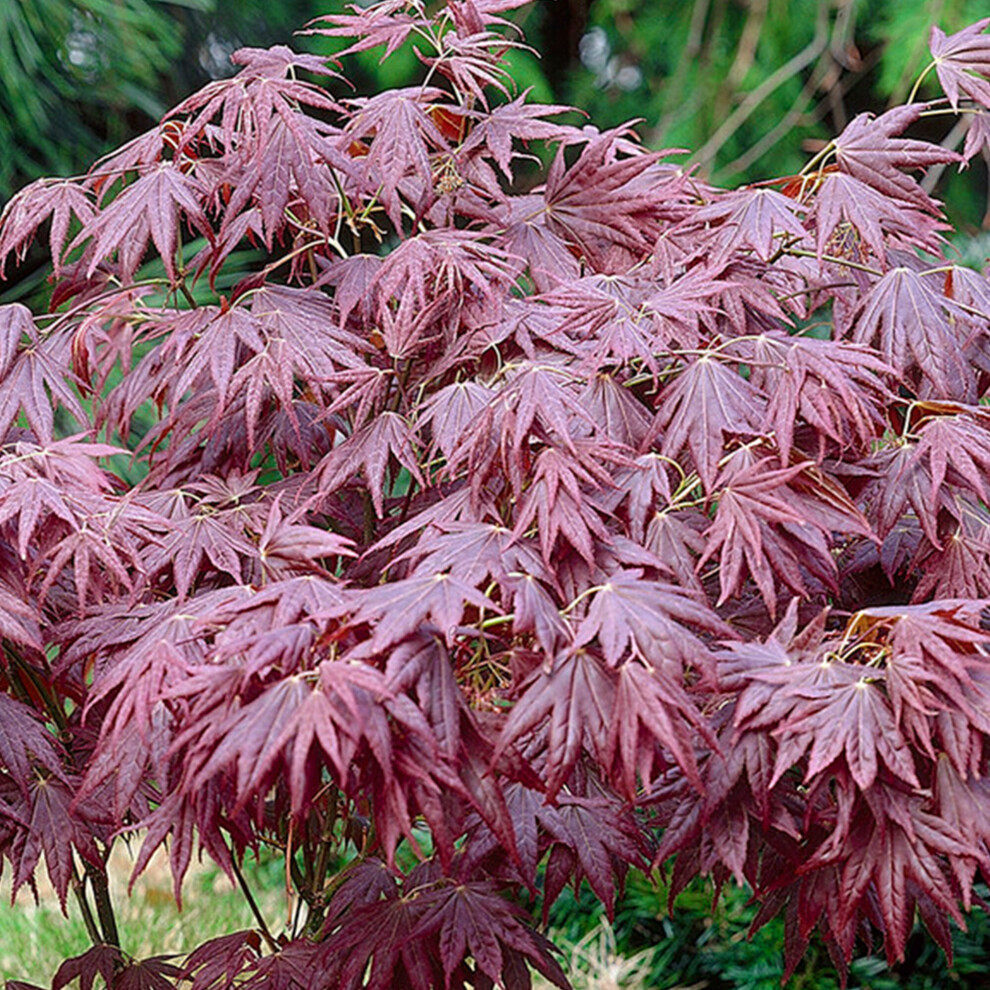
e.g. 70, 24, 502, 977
732, 656, 897, 794
219, 110, 345, 246
73, 164, 213, 282
853, 265, 973, 397
607, 659, 709, 796
699, 454, 872, 613
369, 229, 515, 357
419, 30, 530, 107
495, 194, 582, 293
54, 949, 183, 990
164, 45, 342, 163
734, 331, 893, 461
0, 178, 96, 276
909, 409, 990, 509
913, 496, 990, 599
350, 569, 499, 652
52, 945, 124, 990
501, 571, 571, 656
139, 497, 256, 600
0, 578, 42, 651
495, 648, 615, 797
32, 492, 159, 611
328, 888, 437, 989
342, 86, 452, 227
462, 94, 576, 179
542, 270, 717, 378
419, 381, 498, 460
381, 637, 516, 865
833, 106, 960, 211
411, 880, 569, 988
542, 128, 668, 270
256, 495, 356, 580
0, 441, 156, 613
0, 304, 34, 382
808, 170, 946, 263
175, 660, 392, 810
572, 567, 727, 666
930, 17, 990, 110
512, 445, 619, 565
0, 695, 67, 798
6, 774, 108, 909
962, 109, 990, 162
597, 456, 672, 545
933, 756, 990, 901
321, 861, 571, 989
78, 713, 171, 825
860, 408, 990, 545
397, 519, 545, 591
239, 286, 368, 434
316, 411, 423, 518
227, 940, 332, 990
657, 353, 766, 491
542, 790, 652, 917
0, 326, 86, 444
230, 44, 341, 81
124, 778, 255, 909
775, 661, 918, 790
691, 188, 808, 263
862, 601, 990, 738
442, 362, 599, 495
579, 373, 653, 449
649, 702, 793, 885
643, 509, 709, 592
829, 792, 971, 964
81, 605, 212, 754
304, 2, 432, 60
180, 931, 264, 990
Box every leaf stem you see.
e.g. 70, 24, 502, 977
230, 853, 278, 951
782, 247, 884, 277
362, 490, 377, 545
312, 793, 338, 901
480, 613, 515, 629
799, 143, 835, 178
177, 278, 197, 309
907, 61, 937, 106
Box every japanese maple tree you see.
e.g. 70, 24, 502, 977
3, 3, 990, 987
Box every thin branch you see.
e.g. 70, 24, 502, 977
691, 3, 830, 172
652, 0, 713, 143
85, 857, 121, 949
71, 863, 104, 946
920, 115, 970, 193
725, 0, 769, 93
715, 58, 823, 181
719, 3, 880, 180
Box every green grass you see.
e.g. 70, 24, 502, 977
0, 843, 284, 986
6, 845, 990, 988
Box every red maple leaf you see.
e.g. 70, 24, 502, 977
930, 17, 990, 109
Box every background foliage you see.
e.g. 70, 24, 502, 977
6, 1, 990, 210
4, 2, 990, 989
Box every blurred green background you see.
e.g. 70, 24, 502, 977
3, 0, 989, 222
2, 0, 988, 308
